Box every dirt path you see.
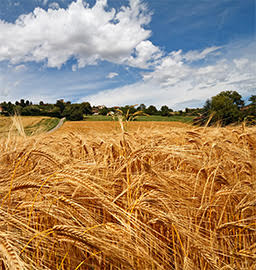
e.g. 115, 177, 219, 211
48, 118, 66, 133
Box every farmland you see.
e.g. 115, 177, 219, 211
0, 120, 256, 269
0, 116, 60, 136
83, 115, 194, 123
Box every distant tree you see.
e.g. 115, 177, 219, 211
249, 95, 256, 106
39, 101, 44, 106
203, 99, 211, 112
20, 99, 26, 108
246, 95, 256, 122
81, 102, 92, 115
49, 107, 62, 118
14, 105, 23, 114
218, 91, 244, 108
120, 105, 136, 115
202, 91, 244, 126
99, 107, 109, 115
146, 105, 158, 115
62, 104, 84, 120
69, 110, 83, 121
1, 102, 14, 115
160, 105, 169, 116
25, 100, 30, 107
185, 107, 202, 116
137, 104, 146, 112
22, 105, 41, 116
55, 100, 66, 113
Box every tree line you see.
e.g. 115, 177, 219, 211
0, 91, 255, 125
0, 99, 93, 121
198, 91, 256, 126
0, 100, 182, 120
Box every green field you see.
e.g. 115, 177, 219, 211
0, 116, 60, 136
24, 118, 60, 135
84, 115, 194, 123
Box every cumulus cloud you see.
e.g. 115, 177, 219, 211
106, 72, 118, 79
127, 40, 162, 68
85, 43, 256, 109
0, 0, 160, 69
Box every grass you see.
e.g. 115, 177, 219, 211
0, 120, 255, 269
0, 116, 60, 136
135, 115, 194, 122
24, 118, 60, 135
84, 114, 194, 123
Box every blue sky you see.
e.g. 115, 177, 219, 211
0, 0, 255, 109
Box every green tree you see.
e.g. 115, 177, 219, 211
120, 105, 136, 115
62, 104, 83, 120
249, 95, 256, 106
137, 104, 146, 112
203, 91, 244, 126
22, 105, 41, 116
48, 107, 61, 118
146, 105, 158, 115
99, 107, 109, 115
14, 105, 23, 114
81, 102, 92, 115
20, 99, 26, 108
55, 100, 65, 113
245, 95, 256, 124
69, 110, 83, 121
160, 105, 169, 116
218, 91, 244, 108
1, 102, 14, 115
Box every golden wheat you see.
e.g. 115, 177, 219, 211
0, 121, 255, 269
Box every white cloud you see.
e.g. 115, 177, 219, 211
48, 2, 60, 9
85, 43, 256, 109
183, 46, 221, 62
106, 72, 118, 79
233, 58, 249, 69
1, 1, 255, 108
127, 40, 162, 68
0, 0, 159, 69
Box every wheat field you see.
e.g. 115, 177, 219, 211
0, 120, 255, 269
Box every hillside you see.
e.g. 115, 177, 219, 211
0, 116, 60, 136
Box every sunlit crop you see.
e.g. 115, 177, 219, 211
0, 120, 255, 269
